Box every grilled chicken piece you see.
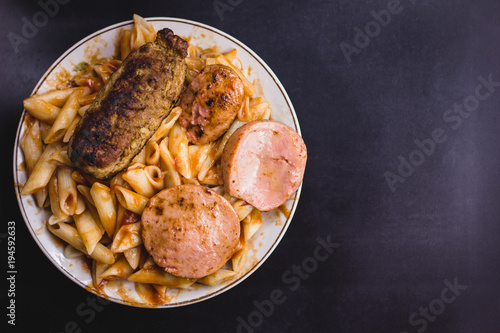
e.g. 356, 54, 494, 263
179, 64, 244, 145
68, 28, 187, 180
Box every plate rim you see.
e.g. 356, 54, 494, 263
13, 16, 303, 308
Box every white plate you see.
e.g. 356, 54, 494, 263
13, 17, 302, 308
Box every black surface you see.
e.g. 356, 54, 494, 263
2, 0, 500, 332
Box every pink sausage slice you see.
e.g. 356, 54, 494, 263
221, 120, 307, 211
141, 185, 240, 279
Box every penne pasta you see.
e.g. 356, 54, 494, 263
114, 185, 148, 215
23, 93, 64, 124
130, 20, 146, 51
21, 141, 63, 195
90, 182, 117, 237
214, 119, 246, 160
28, 88, 77, 107
77, 185, 94, 206
181, 176, 200, 185
232, 224, 247, 272
21, 120, 43, 174
142, 256, 156, 269
223, 192, 238, 205
101, 256, 135, 280
158, 139, 182, 188
34, 187, 48, 208
200, 50, 219, 59
124, 246, 141, 270
223, 48, 238, 62
237, 96, 267, 122
93, 64, 110, 84
148, 106, 182, 142
133, 14, 156, 45
189, 142, 213, 179
199, 162, 223, 186
242, 209, 263, 241
232, 245, 248, 273
75, 193, 86, 215
48, 144, 71, 166
261, 103, 272, 120
168, 122, 191, 179
48, 223, 114, 264
63, 114, 81, 143
78, 92, 97, 106
74, 75, 103, 92
186, 68, 199, 83
48, 214, 72, 226
110, 222, 142, 254
187, 44, 201, 58
122, 166, 156, 198
48, 174, 68, 221
71, 170, 88, 185
57, 166, 78, 216
185, 57, 205, 72
144, 165, 164, 191
145, 140, 160, 165
114, 202, 126, 235
85, 201, 106, 236
92, 260, 110, 291
188, 44, 203, 58
21, 120, 50, 207
44, 87, 89, 143
237, 96, 250, 122
198, 269, 237, 286
93, 60, 122, 84
120, 29, 132, 61
39, 121, 51, 141
248, 97, 269, 121
132, 146, 147, 165
232, 200, 254, 221
209, 185, 225, 196
110, 172, 127, 190
74, 209, 103, 254
77, 104, 91, 117
152, 284, 167, 300
197, 145, 217, 183
128, 266, 195, 288
115, 205, 140, 234
204, 57, 217, 67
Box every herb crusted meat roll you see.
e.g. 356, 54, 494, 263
68, 28, 188, 180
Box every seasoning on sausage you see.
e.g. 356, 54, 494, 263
179, 64, 244, 145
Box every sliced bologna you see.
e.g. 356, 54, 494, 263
141, 185, 240, 279
221, 120, 307, 211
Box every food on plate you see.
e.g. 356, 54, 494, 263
221, 120, 307, 211
141, 185, 240, 279
18, 14, 306, 304
179, 64, 244, 145
68, 28, 188, 180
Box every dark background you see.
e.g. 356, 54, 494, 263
2, 0, 500, 332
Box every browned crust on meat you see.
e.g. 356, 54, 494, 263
68, 28, 187, 179
179, 64, 244, 145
